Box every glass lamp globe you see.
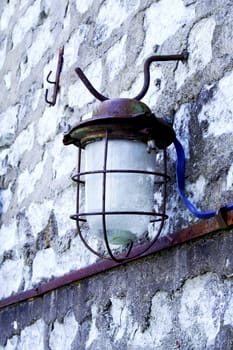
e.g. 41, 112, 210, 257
85, 138, 156, 244
63, 98, 175, 254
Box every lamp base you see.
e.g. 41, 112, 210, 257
95, 229, 137, 245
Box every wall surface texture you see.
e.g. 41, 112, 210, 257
0, 0, 233, 348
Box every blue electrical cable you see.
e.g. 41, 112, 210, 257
173, 137, 233, 219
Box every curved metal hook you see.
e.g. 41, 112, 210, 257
75, 67, 109, 101
133, 51, 189, 101
45, 88, 54, 106
75, 51, 188, 102
45, 46, 64, 106
45, 71, 57, 106
46, 70, 56, 85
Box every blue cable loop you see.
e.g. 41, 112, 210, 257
173, 138, 233, 219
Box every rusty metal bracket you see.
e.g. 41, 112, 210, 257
75, 67, 108, 102
134, 50, 188, 100
75, 50, 188, 102
45, 46, 64, 106
216, 207, 228, 229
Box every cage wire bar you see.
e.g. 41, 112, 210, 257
70, 129, 169, 262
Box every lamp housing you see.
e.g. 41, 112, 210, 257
63, 98, 175, 261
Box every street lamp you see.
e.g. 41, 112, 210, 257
63, 52, 188, 261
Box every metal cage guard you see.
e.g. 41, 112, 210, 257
63, 52, 188, 261
70, 130, 169, 262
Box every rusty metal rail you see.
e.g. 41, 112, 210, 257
1, 209, 233, 310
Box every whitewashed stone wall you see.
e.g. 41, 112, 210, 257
0, 0, 233, 348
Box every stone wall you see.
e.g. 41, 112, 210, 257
2, 229, 233, 349
0, 0, 233, 348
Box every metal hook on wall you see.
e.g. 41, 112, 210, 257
75, 50, 188, 102
45, 46, 64, 106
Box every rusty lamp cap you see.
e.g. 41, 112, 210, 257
63, 98, 176, 149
